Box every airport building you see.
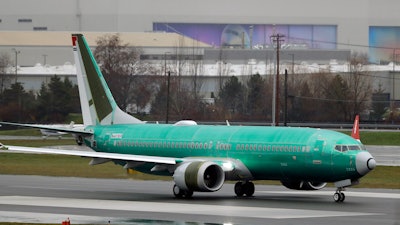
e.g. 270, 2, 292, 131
0, 0, 399, 101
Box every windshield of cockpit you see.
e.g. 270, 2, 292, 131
334, 144, 366, 152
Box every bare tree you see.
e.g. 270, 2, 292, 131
346, 52, 373, 120
94, 33, 157, 113
0, 53, 12, 95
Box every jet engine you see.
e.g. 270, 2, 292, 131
281, 180, 327, 190
173, 161, 225, 192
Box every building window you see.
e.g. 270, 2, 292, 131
18, 18, 32, 23
33, 27, 47, 31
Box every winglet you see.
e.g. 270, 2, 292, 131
351, 114, 360, 141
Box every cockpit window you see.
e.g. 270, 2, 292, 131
348, 145, 360, 150
334, 144, 364, 152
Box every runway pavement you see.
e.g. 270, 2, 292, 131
0, 175, 398, 225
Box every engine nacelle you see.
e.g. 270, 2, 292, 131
281, 180, 327, 191
173, 161, 225, 192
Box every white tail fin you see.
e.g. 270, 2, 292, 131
351, 114, 360, 142
72, 34, 142, 126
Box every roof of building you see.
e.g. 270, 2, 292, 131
0, 31, 211, 48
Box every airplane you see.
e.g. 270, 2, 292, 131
0, 34, 376, 203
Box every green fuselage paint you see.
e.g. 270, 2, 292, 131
86, 123, 363, 182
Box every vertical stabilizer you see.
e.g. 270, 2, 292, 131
72, 34, 142, 126
351, 114, 360, 142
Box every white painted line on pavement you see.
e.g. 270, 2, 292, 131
0, 196, 382, 220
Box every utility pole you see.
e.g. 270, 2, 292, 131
166, 71, 171, 124
284, 69, 288, 126
12, 48, 20, 83
270, 34, 285, 126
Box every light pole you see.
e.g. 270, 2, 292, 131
164, 52, 171, 124
166, 71, 171, 124
288, 53, 295, 86
12, 48, 20, 83
164, 52, 171, 76
43, 54, 48, 65
270, 33, 285, 126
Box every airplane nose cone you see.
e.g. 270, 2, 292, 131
356, 152, 376, 176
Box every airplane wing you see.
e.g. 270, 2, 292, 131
0, 121, 93, 136
2, 145, 177, 165
0, 144, 251, 178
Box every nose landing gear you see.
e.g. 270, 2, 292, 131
333, 187, 346, 202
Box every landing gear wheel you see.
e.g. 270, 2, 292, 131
173, 185, 193, 199
333, 189, 346, 203
184, 190, 194, 198
234, 182, 244, 197
340, 192, 345, 202
173, 184, 184, 198
333, 192, 341, 202
234, 181, 255, 197
243, 182, 255, 197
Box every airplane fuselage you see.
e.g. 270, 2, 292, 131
86, 123, 365, 183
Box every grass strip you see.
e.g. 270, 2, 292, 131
0, 152, 171, 181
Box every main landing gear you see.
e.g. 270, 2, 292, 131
173, 184, 193, 199
333, 187, 346, 203
234, 181, 255, 197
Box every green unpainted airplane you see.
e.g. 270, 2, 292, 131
1, 34, 376, 203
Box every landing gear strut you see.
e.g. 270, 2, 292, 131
234, 181, 255, 197
333, 187, 346, 203
173, 184, 193, 199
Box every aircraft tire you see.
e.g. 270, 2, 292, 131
340, 193, 345, 202
173, 184, 184, 198
243, 182, 255, 197
184, 190, 194, 198
333, 192, 345, 202
173, 184, 193, 199
234, 182, 244, 197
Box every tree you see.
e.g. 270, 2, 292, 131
0, 82, 36, 122
0, 53, 12, 95
246, 73, 269, 120
323, 74, 351, 121
150, 76, 206, 122
370, 83, 388, 121
94, 33, 156, 112
36, 76, 78, 122
217, 76, 245, 119
346, 52, 373, 120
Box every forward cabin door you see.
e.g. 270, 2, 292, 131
305, 139, 326, 179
